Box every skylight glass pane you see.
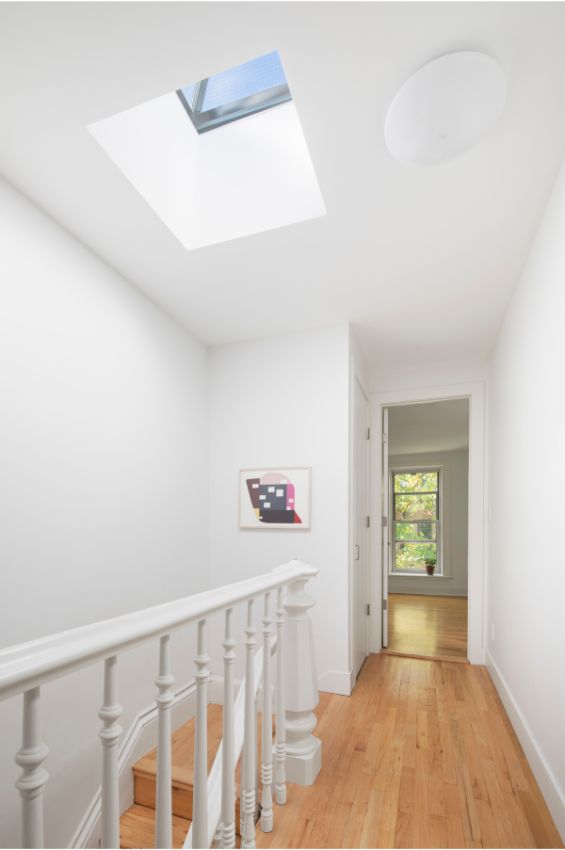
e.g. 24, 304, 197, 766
201, 51, 287, 111
179, 82, 197, 110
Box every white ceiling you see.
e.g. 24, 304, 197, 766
1, 2, 565, 371
388, 399, 470, 455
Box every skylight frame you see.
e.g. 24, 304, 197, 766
177, 69, 292, 134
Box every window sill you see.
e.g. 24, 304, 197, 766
389, 573, 452, 579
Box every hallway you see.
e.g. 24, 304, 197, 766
257, 654, 562, 849
386, 594, 468, 661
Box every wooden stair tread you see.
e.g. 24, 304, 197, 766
120, 804, 189, 849
125, 702, 267, 838
133, 704, 224, 785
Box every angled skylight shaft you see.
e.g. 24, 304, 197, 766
177, 51, 291, 133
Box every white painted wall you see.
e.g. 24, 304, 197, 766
207, 327, 351, 695
388, 450, 469, 597
0, 177, 209, 848
487, 160, 565, 840
369, 359, 487, 394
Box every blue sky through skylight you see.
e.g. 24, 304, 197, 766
177, 51, 291, 133
201, 51, 287, 110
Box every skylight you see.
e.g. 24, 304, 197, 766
88, 51, 325, 251
177, 51, 291, 133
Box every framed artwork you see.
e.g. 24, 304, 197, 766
239, 467, 311, 529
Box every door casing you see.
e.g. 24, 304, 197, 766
369, 382, 486, 664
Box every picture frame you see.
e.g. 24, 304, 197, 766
239, 467, 311, 529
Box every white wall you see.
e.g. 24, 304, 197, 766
370, 359, 487, 394
208, 327, 351, 695
0, 177, 209, 848
388, 450, 468, 597
488, 160, 565, 839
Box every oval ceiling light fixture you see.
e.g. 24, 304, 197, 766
384, 51, 507, 165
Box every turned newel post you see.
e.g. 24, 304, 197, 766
282, 565, 321, 786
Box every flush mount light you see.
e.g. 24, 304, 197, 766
384, 51, 507, 165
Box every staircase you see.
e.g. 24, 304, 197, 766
120, 705, 264, 849
0, 561, 321, 849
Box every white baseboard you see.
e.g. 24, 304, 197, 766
388, 586, 468, 597
70, 675, 224, 849
486, 651, 565, 843
318, 669, 353, 696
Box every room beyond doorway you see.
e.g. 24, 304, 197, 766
383, 398, 470, 662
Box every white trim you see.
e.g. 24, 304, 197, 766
318, 669, 354, 696
348, 351, 371, 682
370, 382, 486, 664
486, 652, 565, 843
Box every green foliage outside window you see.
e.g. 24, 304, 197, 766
392, 471, 439, 573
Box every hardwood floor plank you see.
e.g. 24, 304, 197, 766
386, 594, 468, 661
120, 653, 562, 850
257, 655, 562, 849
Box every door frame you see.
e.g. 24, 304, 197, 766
348, 363, 371, 687
350, 374, 372, 682
370, 382, 486, 664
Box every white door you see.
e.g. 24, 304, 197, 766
353, 378, 370, 676
382, 408, 389, 648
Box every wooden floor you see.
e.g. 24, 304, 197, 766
256, 654, 562, 849
386, 594, 468, 661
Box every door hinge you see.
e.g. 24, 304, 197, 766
383, 599, 388, 611
382, 515, 388, 528
366, 516, 371, 528
367, 427, 371, 440
366, 603, 371, 616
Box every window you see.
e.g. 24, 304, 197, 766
390, 469, 441, 575
177, 51, 292, 134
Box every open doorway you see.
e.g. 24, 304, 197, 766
383, 399, 470, 661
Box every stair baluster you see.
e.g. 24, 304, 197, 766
155, 635, 174, 849
99, 656, 122, 849
192, 619, 210, 849
274, 587, 287, 805
260, 593, 273, 833
241, 599, 257, 849
15, 687, 49, 849
221, 609, 236, 848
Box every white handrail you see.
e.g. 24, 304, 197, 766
0, 561, 318, 702
2, 560, 320, 849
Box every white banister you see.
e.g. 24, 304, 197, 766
192, 619, 210, 849
221, 609, 236, 849
0, 562, 318, 702
283, 574, 321, 786
98, 656, 122, 849
274, 587, 286, 805
260, 593, 273, 833
155, 635, 174, 848
15, 687, 48, 849
241, 599, 257, 849
0, 561, 320, 850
